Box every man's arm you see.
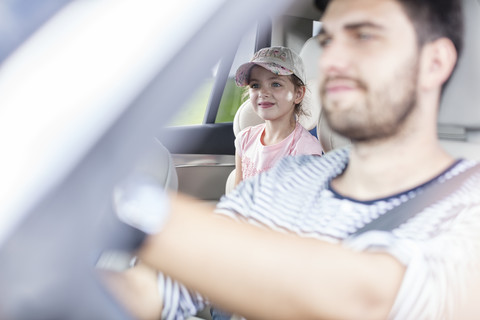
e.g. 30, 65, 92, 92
138, 193, 405, 320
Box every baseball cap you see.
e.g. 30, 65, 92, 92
235, 46, 306, 87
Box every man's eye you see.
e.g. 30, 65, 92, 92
357, 32, 374, 41
318, 37, 332, 48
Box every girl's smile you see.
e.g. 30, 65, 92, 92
258, 101, 275, 108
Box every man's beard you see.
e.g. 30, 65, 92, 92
320, 57, 419, 142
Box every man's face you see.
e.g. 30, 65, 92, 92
318, 0, 420, 142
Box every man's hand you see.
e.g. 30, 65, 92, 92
100, 261, 162, 320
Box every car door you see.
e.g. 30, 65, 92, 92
0, 0, 295, 318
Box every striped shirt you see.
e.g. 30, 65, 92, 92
161, 148, 480, 320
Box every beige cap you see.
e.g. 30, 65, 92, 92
235, 46, 306, 87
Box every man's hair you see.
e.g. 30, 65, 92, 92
397, 0, 464, 57
396, 0, 464, 90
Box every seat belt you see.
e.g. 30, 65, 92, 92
350, 163, 480, 237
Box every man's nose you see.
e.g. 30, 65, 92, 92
319, 40, 352, 76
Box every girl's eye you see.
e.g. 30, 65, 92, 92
272, 82, 281, 87
249, 83, 259, 89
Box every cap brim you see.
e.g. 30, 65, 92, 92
235, 62, 293, 87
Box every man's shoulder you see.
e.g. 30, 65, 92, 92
437, 159, 480, 195
269, 147, 350, 179
444, 159, 480, 197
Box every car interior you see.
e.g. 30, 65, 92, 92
0, 0, 478, 318
164, 0, 479, 210
437, 0, 480, 161
160, 1, 480, 317
162, 0, 329, 204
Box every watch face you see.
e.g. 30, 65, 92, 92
113, 173, 170, 235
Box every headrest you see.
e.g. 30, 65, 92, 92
232, 99, 264, 136
438, 0, 480, 129
299, 36, 322, 81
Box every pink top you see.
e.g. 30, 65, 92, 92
235, 122, 323, 180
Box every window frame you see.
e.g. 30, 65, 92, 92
202, 18, 273, 125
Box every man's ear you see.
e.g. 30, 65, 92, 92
295, 86, 306, 104
419, 37, 458, 91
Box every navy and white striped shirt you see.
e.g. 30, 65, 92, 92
161, 148, 480, 320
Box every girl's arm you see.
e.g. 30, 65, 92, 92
234, 152, 243, 187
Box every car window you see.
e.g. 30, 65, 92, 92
170, 25, 257, 126
168, 73, 216, 126
215, 25, 257, 123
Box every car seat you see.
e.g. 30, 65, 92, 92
130, 138, 179, 192
437, 0, 480, 160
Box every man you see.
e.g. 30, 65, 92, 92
107, 0, 480, 319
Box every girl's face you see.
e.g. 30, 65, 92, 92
248, 66, 304, 123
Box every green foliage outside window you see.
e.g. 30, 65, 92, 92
169, 80, 213, 126
169, 78, 247, 126
215, 78, 248, 123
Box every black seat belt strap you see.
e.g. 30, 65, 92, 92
351, 163, 480, 237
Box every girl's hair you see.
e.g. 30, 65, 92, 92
290, 74, 308, 118
242, 73, 309, 118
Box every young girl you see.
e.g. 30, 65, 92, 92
210, 46, 325, 320
233, 46, 323, 187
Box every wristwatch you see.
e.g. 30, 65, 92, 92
113, 173, 170, 235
